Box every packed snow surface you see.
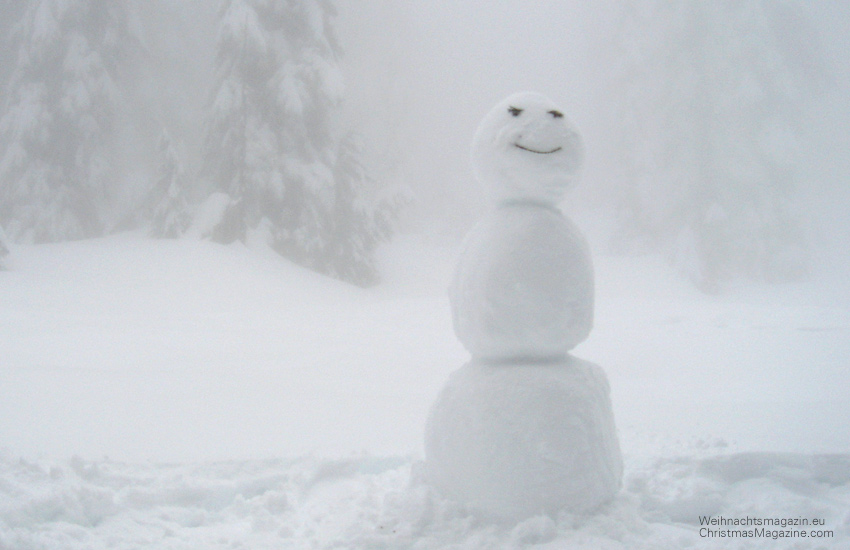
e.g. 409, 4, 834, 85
425, 357, 622, 520
1, 229, 849, 547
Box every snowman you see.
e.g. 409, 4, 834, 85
425, 92, 622, 521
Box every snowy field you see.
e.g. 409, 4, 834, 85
1, 227, 849, 548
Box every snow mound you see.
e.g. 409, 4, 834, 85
1, 451, 847, 549
184, 191, 231, 240
424, 357, 622, 521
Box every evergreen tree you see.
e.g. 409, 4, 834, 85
607, 1, 824, 291
200, 0, 395, 285
0, 0, 138, 243
0, 224, 9, 270
148, 128, 192, 238
0, 2, 27, 104
324, 132, 404, 284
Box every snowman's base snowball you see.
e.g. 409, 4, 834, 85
424, 356, 622, 521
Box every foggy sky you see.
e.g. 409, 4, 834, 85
336, 1, 850, 254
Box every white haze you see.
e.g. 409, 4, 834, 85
337, 0, 850, 281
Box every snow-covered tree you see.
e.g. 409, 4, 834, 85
0, 225, 9, 270
607, 1, 825, 292
115, 126, 193, 238
0, 0, 139, 243
322, 133, 406, 284
200, 0, 395, 285
146, 129, 192, 238
0, 2, 27, 104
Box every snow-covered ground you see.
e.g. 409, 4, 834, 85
1, 227, 849, 548
2, 450, 848, 549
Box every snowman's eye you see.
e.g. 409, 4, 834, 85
549, 110, 563, 118
508, 106, 523, 117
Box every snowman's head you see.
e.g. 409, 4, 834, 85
472, 92, 584, 206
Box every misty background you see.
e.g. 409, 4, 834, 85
2, 0, 848, 291
344, 0, 850, 289
336, 0, 850, 291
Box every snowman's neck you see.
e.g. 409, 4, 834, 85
497, 198, 563, 215
477, 353, 569, 366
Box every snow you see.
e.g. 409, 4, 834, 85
0, 233, 460, 463
1, 231, 849, 547
218, 0, 268, 58
451, 205, 594, 359
452, 92, 593, 360
471, 92, 584, 207
1, 446, 847, 549
184, 192, 230, 240
0, 227, 9, 270
425, 358, 622, 520
434, 91, 614, 519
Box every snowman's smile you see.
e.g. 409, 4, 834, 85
514, 143, 562, 155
